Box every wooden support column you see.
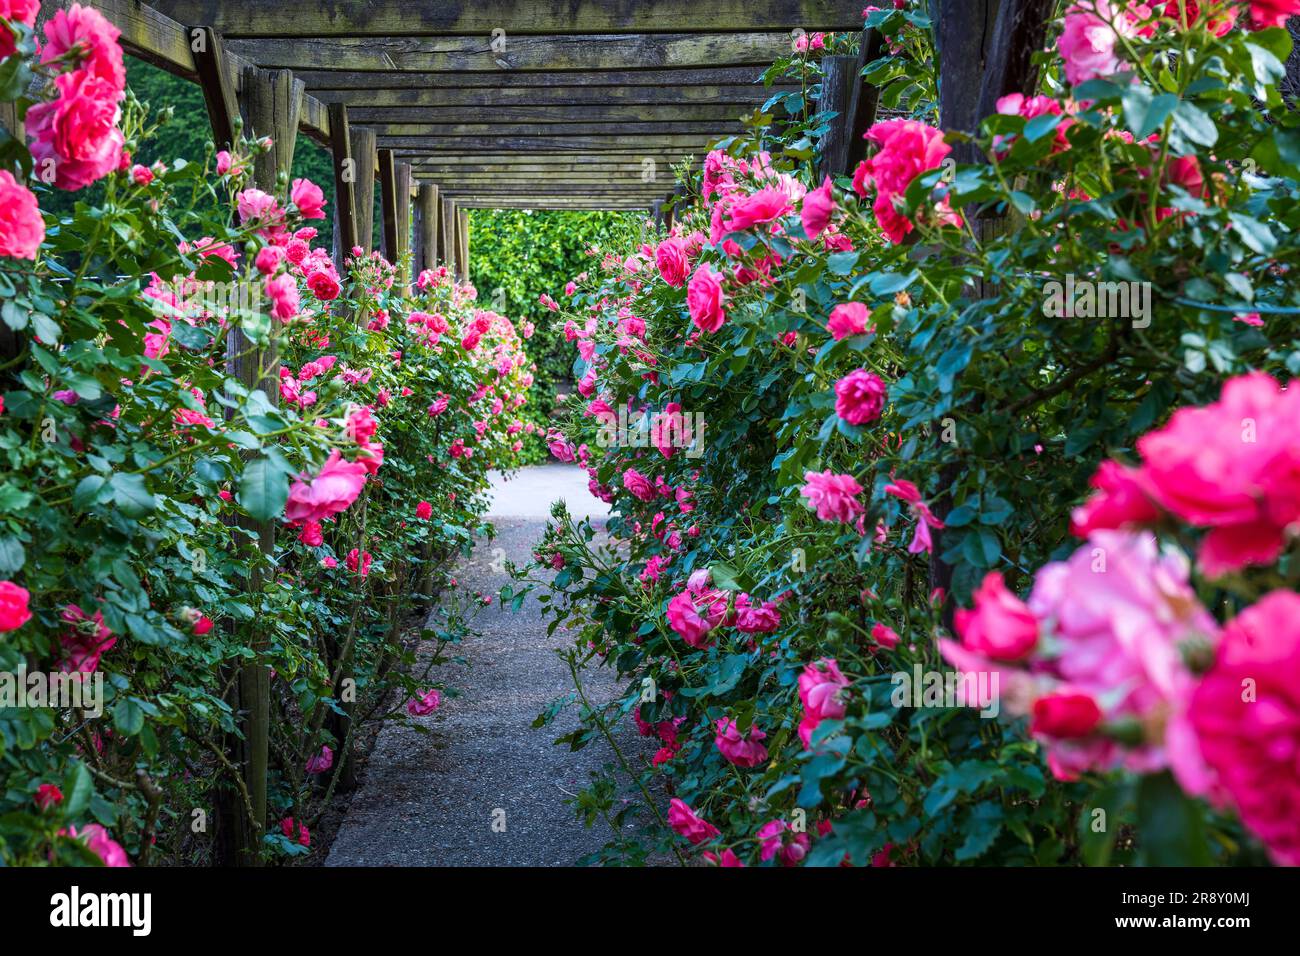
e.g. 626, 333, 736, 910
395, 161, 413, 286
844, 28, 886, 173
456, 207, 470, 279
352, 128, 377, 253
378, 148, 399, 263
815, 55, 857, 181
216, 65, 303, 868
192, 27, 240, 151
329, 103, 359, 268
415, 184, 440, 273
441, 198, 457, 270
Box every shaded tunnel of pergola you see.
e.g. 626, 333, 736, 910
55, 1, 1060, 284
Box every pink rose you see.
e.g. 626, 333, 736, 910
667, 798, 719, 845
801, 176, 835, 240
280, 817, 310, 847
953, 571, 1039, 662
59, 604, 115, 674
622, 467, 655, 502
416, 500, 433, 520
265, 272, 299, 320
290, 177, 326, 220
305, 745, 333, 774
1070, 460, 1162, 537
1056, 1, 1134, 86
40, 4, 126, 92
61, 824, 129, 867
254, 245, 283, 275
686, 262, 727, 333
284, 450, 368, 525
0, 0, 40, 61
757, 819, 810, 866
798, 658, 850, 747
1030, 691, 1103, 739
722, 185, 794, 233
0, 580, 32, 632
826, 302, 870, 340
715, 717, 769, 768
27, 71, 125, 191
1247, 0, 1300, 28
0, 169, 43, 261
306, 269, 341, 301
407, 689, 441, 716
733, 593, 780, 634
853, 118, 961, 243
800, 470, 864, 523
1179, 591, 1300, 866
871, 622, 900, 649
655, 237, 691, 287
834, 368, 888, 425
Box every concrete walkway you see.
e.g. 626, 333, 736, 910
325, 465, 647, 866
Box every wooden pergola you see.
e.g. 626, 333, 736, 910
64, 1, 872, 280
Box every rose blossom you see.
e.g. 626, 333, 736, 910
407, 689, 441, 716
290, 177, 326, 220
40, 4, 126, 91
798, 658, 850, 747
801, 176, 835, 240
0, 580, 32, 632
655, 237, 690, 287
61, 824, 129, 867
1057, 1, 1137, 86
953, 571, 1039, 661
0, 169, 43, 260
26, 71, 125, 191
667, 798, 719, 845
0, 0, 39, 61
284, 450, 368, 525
826, 302, 870, 340
686, 262, 727, 333
801, 470, 864, 524
834, 369, 888, 425
715, 717, 769, 768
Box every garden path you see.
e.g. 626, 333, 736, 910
325, 465, 647, 866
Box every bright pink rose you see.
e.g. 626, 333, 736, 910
757, 819, 810, 866
27, 71, 125, 191
871, 622, 900, 649
622, 467, 655, 502
853, 118, 961, 243
280, 817, 310, 847
0, 169, 43, 261
62, 824, 129, 867
655, 237, 691, 287
667, 798, 719, 846
1136, 372, 1300, 577
834, 368, 888, 425
686, 262, 727, 333
722, 185, 794, 233
284, 450, 368, 525
1070, 460, 1162, 537
41, 4, 126, 92
129, 163, 153, 187
307, 269, 341, 301
953, 571, 1039, 662
1030, 691, 1103, 739
800, 470, 864, 523
35, 783, 63, 810
305, 745, 333, 774
290, 177, 326, 220
801, 176, 835, 240
715, 717, 769, 768
798, 658, 850, 748
416, 500, 433, 520
59, 604, 115, 674
407, 689, 441, 716
1248, 0, 1300, 28
265, 272, 299, 320
826, 301, 870, 340
237, 188, 282, 226
1179, 591, 1300, 866
0, 580, 32, 632
0, 0, 39, 60
1057, 1, 1134, 86
667, 584, 728, 648
1159, 0, 1238, 34
733, 593, 780, 634
254, 245, 283, 275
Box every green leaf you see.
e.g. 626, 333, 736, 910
109, 473, 156, 518
1136, 771, 1211, 866
238, 458, 290, 522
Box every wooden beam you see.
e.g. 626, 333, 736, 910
815, 54, 856, 180
293, 66, 785, 90
415, 184, 440, 272
347, 104, 746, 125
366, 120, 739, 138
974, 0, 1057, 126
453, 198, 655, 209
192, 26, 240, 149
844, 27, 885, 172
314, 84, 790, 108
226, 33, 797, 72
406, 152, 699, 166
932, 0, 1000, 164
457, 208, 470, 278
441, 198, 457, 270
352, 127, 377, 253
396, 161, 413, 279
241, 66, 303, 186
148, 1, 868, 36
378, 135, 715, 152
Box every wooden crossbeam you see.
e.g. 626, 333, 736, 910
378, 135, 716, 152
291, 67, 780, 90
347, 105, 747, 124
147, 1, 866, 37
225, 33, 796, 72
368, 121, 738, 138
314, 84, 790, 108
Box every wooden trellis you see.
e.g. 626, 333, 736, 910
49, 0, 1053, 866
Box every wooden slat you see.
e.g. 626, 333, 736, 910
380, 135, 714, 152
329, 103, 358, 263
147, 1, 867, 36
405, 152, 700, 165
348, 104, 746, 124
314, 84, 791, 108
226, 33, 795, 71
294, 66, 781, 89
369, 121, 738, 137
192, 26, 240, 149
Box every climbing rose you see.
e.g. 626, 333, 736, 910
26, 71, 125, 191
686, 262, 727, 333
801, 176, 835, 240
871, 622, 901, 650
1177, 591, 1300, 866
306, 269, 341, 301
0, 580, 32, 632
416, 500, 433, 520
733, 593, 780, 634
62, 824, 129, 867
305, 746, 333, 774
40, 3, 126, 92
667, 798, 719, 845
852, 118, 961, 243
1031, 691, 1103, 739
59, 604, 115, 674
1248, 0, 1300, 28
0, 170, 44, 261
1134, 372, 1300, 577
284, 450, 368, 526
407, 689, 441, 716
798, 658, 850, 748
1056, 1, 1136, 86
722, 184, 794, 233
0, 0, 39, 61
237, 188, 282, 226
1070, 460, 1161, 537
1158, 0, 1238, 33
192, 615, 214, 636
280, 817, 310, 847
715, 718, 769, 768
622, 467, 655, 502
666, 572, 729, 648
834, 369, 888, 425
800, 470, 864, 524
826, 301, 870, 340
655, 237, 690, 287
265, 273, 299, 320
758, 819, 810, 866
953, 571, 1039, 662
290, 177, 326, 219
35, 783, 63, 810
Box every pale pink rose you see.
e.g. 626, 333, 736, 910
826, 301, 871, 340
834, 368, 888, 425
667, 798, 719, 846
722, 185, 794, 233
801, 176, 835, 240
686, 262, 727, 333
1057, 1, 1134, 86
284, 450, 368, 525
801, 470, 864, 523
0, 169, 45, 260
237, 188, 283, 226
798, 658, 850, 747
1177, 591, 1300, 866
715, 717, 769, 768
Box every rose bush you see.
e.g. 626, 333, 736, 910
0, 5, 533, 865
519, 0, 1300, 866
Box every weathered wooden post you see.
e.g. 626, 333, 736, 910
352, 128, 378, 254
844, 28, 886, 172
457, 207, 470, 278
396, 162, 413, 288
329, 103, 359, 269
415, 184, 440, 273
815, 55, 857, 181
192, 26, 239, 152
440, 197, 457, 270
214, 64, 303, 866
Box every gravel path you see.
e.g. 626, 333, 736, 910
325, 465, 653, 867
